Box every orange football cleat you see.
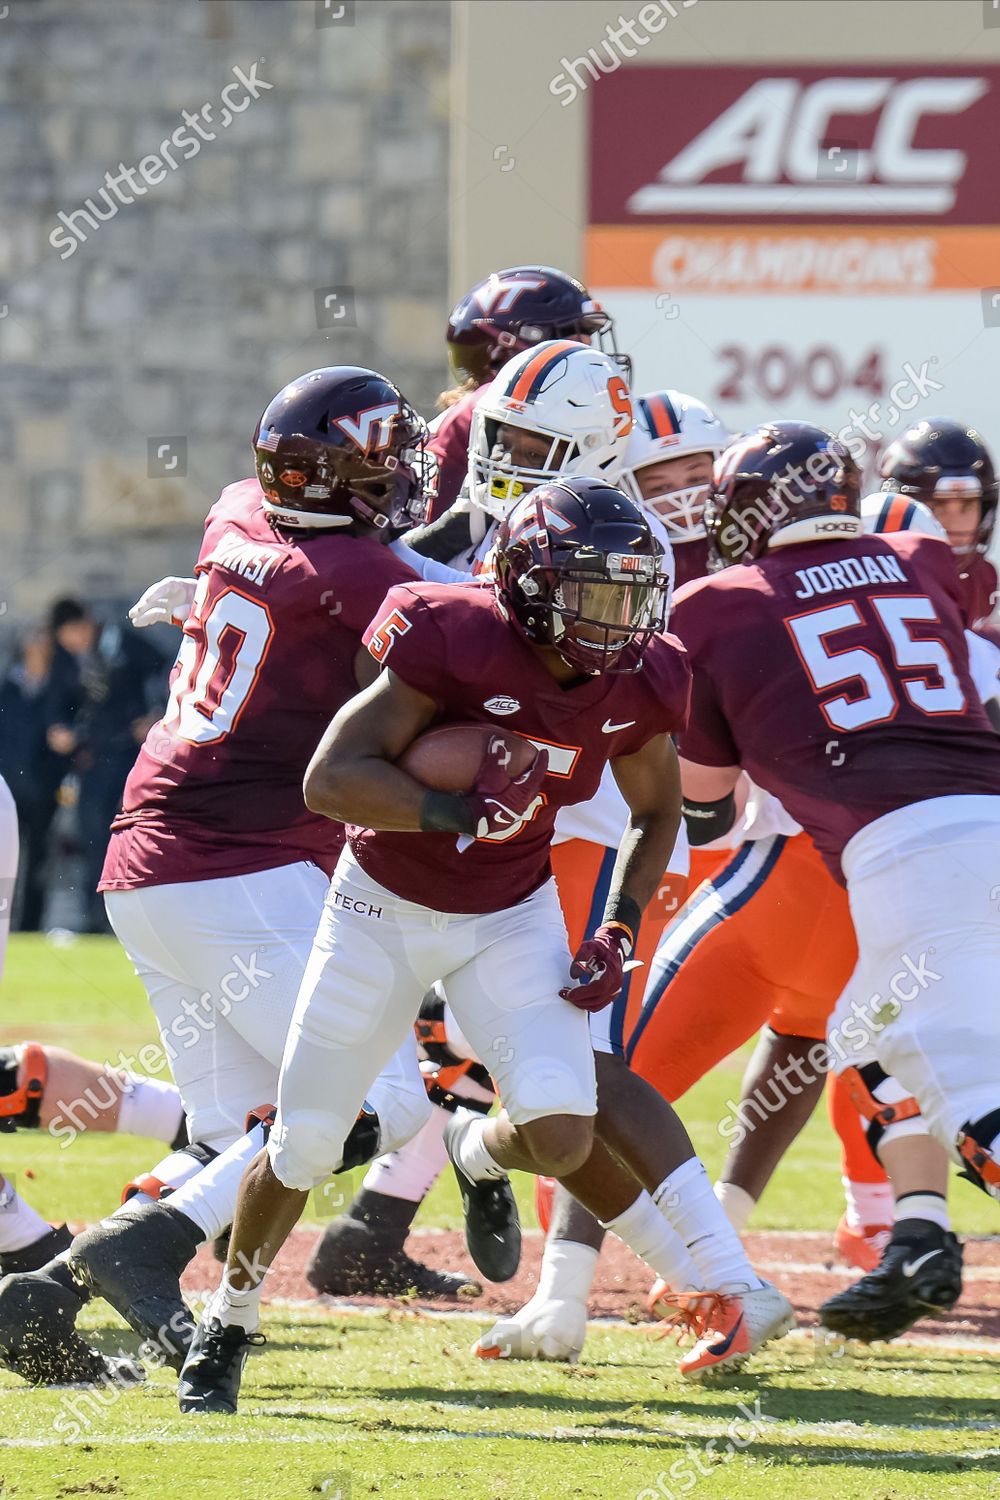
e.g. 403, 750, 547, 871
834, 1213, 892, 1273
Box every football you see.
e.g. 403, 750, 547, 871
398, 723, 536, 792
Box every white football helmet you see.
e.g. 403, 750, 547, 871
468, 341, 634, 520
620, 390, 728, 542
861, 491, 948, 540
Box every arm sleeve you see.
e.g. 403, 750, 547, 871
390, 536, 471, 583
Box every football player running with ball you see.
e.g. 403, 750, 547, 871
179, 476, 793, 1414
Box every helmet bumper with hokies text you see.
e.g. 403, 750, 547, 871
705, 421, 862, 568
493, 475, 673, 675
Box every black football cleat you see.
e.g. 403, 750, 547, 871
0, 1262, 145, 1387
306, 1214, 482, 1300
443, 1115, 521, 1283
820, 1219, 963, 1342
178, 1316, 264, 1415
0, 1223, 73, 1277
68, 1201, 201, 1372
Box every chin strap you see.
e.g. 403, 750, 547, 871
0, 1044, 48, 1132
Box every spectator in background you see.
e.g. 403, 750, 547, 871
0, 628, 62, 930
44, 598, 168, 933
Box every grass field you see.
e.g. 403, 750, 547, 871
1, 935, 999, 1500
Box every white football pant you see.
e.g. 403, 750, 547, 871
828, 795, 1000, 1153
105, 861, 429, 1154
268, 848, 596, 1191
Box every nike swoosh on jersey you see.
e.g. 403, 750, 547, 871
902, 1248, 943, 1277
602, 718, 637, 733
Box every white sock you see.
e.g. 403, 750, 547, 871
537, 1238, 600, 1304
714, 1180, 756, 1234
363, 1107, 448, 1202
653, 1158, 763, 1293
161, 1126, 267, 1243
208, 1272, 263, 1334
450, 1113, 507, 1182
895, 1191, 950, 1232
602, 1191, 701, 1291
842, 1176, 895, 1231
0, 1181, 52, 1254
116, 1074, 185, 1144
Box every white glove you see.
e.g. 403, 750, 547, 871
473, 1292, 588, 1363
129, 576, 197, 628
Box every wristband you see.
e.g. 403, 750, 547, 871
419, 789, 476, 835
602, 893, 641, 950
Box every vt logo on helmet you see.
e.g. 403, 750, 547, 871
254, 366, 433, 534
705, 420, 862, 567
493, 475, 673, 675
469, 342, 635, 523
446, 264, 626, 388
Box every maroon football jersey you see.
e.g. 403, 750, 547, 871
100, 478, 415, 890
425, 385, 491, 520
673, 532, 1000, 881
352, 580, 690, 913
672, 536, 710, 591
957, 551, 998, 629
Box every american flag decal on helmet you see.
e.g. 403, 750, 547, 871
257, 430, 281, 453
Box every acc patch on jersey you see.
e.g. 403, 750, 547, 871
483, 694, 521, 715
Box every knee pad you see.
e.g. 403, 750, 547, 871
121, 1140, 218, 1204
268, 1109, 353, 1192
842, 1062, 923, 1161
0, 1044, 47, 1132
957, 1107, 1000, 1200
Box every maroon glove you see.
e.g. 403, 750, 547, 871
464, 738, 549, 842
560, 922, 635, 1013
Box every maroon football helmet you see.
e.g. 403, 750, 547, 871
880, 417, 997, 555
705, 421, 862, 567
493, 476, 672, 675
446, 266, 627, 388
254, 367, 432, 533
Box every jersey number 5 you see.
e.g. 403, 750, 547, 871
161, 579, 275, 745
786, 595, 966, 731
368, 609, 412, 664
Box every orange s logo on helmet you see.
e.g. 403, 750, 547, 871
830, 494, 848, 512
280, 470, 308, 488
607, 375, 633, 437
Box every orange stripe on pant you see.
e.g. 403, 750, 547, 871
552, 832, 881, 1189
626, 832, 857, 1101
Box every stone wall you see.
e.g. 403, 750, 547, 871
0, 0, 451, 636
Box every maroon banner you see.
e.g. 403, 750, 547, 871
589, 65, 1000, 226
